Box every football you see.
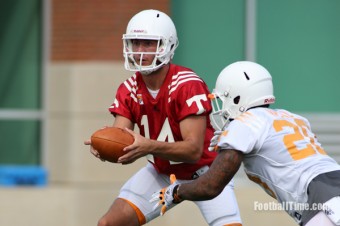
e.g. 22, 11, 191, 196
90, 127, 134, 163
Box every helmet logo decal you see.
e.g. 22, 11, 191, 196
137, 94, 144, 105
131, 29, 146, 33
264, 98, 275, 104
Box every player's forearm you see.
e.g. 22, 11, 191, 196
177, 149, 243, 201
113, 115, 134, 130
149, 138, 203, 163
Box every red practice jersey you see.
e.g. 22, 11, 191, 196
109, 64, 216, 179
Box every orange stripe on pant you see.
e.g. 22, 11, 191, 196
121, 198, 146, 225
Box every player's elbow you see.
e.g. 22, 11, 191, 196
201, 174, 229, 200
202, 183, 224, 200
180, 138, 204, 163
188, 146, 204, 163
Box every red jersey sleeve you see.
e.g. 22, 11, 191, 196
108, 76, 136, 122
169, 73, 212, 122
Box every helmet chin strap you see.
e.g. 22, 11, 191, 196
140, 69, 154, 75
221, 120, 230, 131
221, 113, 231, 130
139, 60, 164, 75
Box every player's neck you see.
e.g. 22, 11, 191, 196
142, 64, 170, 90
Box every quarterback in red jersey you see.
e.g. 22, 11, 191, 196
85, 9, 242, 226
110, 64, 217, 179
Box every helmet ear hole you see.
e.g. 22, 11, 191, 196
234, 96, 240, 104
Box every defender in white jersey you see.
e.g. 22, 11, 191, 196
151, 61, 340, 226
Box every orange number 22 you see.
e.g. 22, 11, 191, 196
273, 119, 326, 160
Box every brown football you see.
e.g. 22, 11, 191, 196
90, 127, 134, 163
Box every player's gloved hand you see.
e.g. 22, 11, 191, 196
150, 174, 183, 216
208, 130, 223, 151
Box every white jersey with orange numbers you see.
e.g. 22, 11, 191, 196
217, 108, 340, 218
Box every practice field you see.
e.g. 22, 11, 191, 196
0, 173, 296, 226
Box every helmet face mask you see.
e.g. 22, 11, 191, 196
123, 38, 162, 73
123, 10, 179, 75
210, 89, 232, 130
209, 61, 275, 131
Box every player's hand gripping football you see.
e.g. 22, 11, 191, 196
84, 126, 109, 162
208, 130, 223, 151
84, 139, 106, 162
150, 174, 183, 216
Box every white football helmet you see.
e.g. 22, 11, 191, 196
123, 9, 179, 75
210, 61, 275, 130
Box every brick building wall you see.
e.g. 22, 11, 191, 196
51, 0, 170, 61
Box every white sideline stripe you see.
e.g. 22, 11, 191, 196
128, 76, 135, 86
171, 73, 199, 87
169, 78, 202, 95
0, 110, 43, 120
123, 75, 138, 103
172, 71, 196, 80
123, 75, 137, 92
123, 80, 132, 92
130, 93, 137, 102
123, 80, 138, 102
